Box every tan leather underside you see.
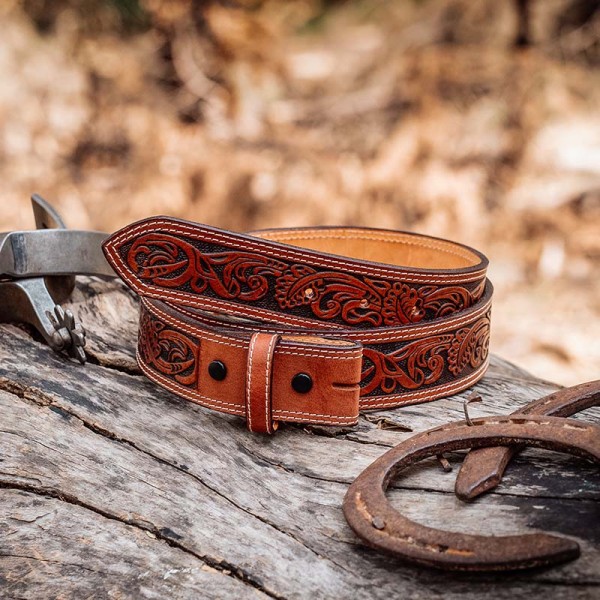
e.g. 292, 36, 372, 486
253, 228, 480, 270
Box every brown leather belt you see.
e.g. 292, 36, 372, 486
103, 219, 492, 434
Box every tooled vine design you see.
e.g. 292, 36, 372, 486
128, 234, 288, 301
126, 233, 482, 326
447, 315, 490, 376
139, 311, 198, 386
275, 267, 482, 326
360, 313, 491, 395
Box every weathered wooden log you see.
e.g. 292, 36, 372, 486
0, 278, 598, 599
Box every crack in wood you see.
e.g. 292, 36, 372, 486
0, 480, 284, 600
84, 351, 142, 377
0, 379, 352, 584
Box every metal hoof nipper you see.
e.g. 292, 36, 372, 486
343, 414, 600, 571
0, 194, 115, 363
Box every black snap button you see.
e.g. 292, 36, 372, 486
291, 373, 313, 394
208, 360, 227, 381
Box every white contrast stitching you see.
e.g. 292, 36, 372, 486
156, 291, 491, 345
279, 415, 359, 425
255, 231, 477, 262
339, 300, 492, 343
276, 350, 361, 359
221, 296, 489, 344
145, 285, 491, 345
144, 300, 247, 349
143, 287, 337, 329
272, 410, 358, 420
106, 220, 485, 283
264, 334, 278, 432
246, 333, 259, 430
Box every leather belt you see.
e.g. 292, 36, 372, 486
103, 219, 492, 434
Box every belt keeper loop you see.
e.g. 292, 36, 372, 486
246, 332, 280, 434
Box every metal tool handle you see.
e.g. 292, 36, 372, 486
0, 230, 113, 278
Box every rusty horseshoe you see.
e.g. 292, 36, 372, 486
455, 380, 600, 501
343, 415, 599, 571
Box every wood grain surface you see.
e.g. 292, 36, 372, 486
0, 278, 598, 599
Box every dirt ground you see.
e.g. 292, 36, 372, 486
0, 0, 598, 386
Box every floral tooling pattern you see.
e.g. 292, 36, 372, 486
360, 313, 491, 395
126, 233, 483, 326
138, 310, 198, 386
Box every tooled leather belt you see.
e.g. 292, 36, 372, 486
102, 219, 492, 434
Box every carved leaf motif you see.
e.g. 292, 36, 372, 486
275, 267, 383, 323
274, 265, 322, 308
361, 335, 453, 395
447, 316, 491, 376
128, 233, 287, 301
421, 286, 472, 318
139, 311, 199, 386
381, 283, 426, 325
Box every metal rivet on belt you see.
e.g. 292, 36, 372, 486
208, 360, 227, 381
291, 372, 313, 393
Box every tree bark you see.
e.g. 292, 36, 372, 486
0, 278, 598, 599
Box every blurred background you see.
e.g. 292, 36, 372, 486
0, 0, 598, 385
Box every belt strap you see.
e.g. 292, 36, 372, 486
103, 219, 492, 433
